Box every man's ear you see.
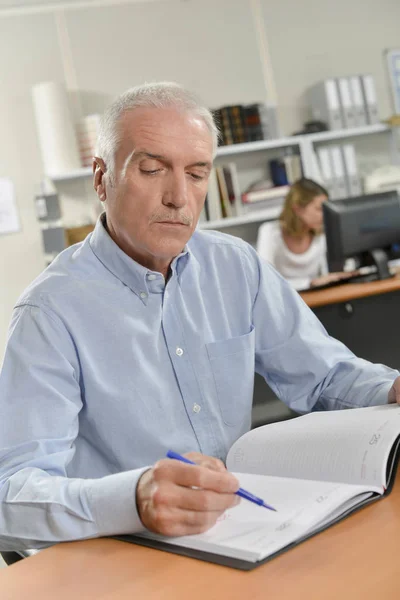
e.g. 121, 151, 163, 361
93, 157, 107, 203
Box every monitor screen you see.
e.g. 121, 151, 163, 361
323, 191, 400, 280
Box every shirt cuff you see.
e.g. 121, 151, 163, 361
84, 467, 150, 537
364, 380, 394, 407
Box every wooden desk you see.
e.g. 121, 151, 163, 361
300, 273, 400, 308
1, 478, 400, 600
252, 274, 400, 426
298, 274, 400, 372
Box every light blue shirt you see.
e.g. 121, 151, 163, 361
0, 216, 397, 550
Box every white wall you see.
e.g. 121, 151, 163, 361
0, 0, 399, 361
0, 12, 68, 359
261, 0, 400, 134
0, 0, 268, 361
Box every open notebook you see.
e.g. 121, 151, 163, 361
116, 404, 400, 570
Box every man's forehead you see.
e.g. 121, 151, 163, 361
117, 108, 213, 162
120, 107, 212, 145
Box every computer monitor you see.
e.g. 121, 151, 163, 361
323, 190, 400, 280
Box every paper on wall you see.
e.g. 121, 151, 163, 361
0, 178, 20, 234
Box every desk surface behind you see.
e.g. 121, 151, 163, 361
1, 473, 400, 600
300, 273, 400, 308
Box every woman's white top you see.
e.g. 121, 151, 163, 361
256, 220, 327, 291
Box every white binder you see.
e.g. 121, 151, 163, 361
348, 76, 368, 127
329, 145, 347, 199
316, 146, 338, 199
385, 49, 400, 114
337, 77, 357, 129
309, 79, 343, 130
360, 75, 379, 125
223, 162, 243, 217
341, 144, 362, 197
206, 167, 223, 222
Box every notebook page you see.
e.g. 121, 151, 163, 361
136, 473, 379, 562
227, 405, 400, 488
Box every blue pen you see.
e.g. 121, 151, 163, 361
166, 450, 277, 512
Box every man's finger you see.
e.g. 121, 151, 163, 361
148, 505, 226, 537
153, 480, 240, 513
388, 377, 400, 404
153, 459, 239, 493
183, 452, 227, 472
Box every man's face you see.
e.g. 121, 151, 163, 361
95, 107, 213, 275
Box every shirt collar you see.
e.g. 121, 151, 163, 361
89, 214, 191, 297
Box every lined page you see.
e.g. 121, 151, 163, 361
227, 405, 400, 488
137, 473, 379, 562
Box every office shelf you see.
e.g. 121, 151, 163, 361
199, 204, 282, 230
215, 136, 300, 157
46, 124, 390, 182
305, 123, 389, 143
215, 124, 389, 157
49, 166, 92, 182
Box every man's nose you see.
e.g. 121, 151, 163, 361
162, 172, 188, 208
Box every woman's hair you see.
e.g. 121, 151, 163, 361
279, 178, 328, 237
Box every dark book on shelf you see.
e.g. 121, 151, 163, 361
216, 165, 233, 218
203, 194, 210, 222
211, 108, 224, 146
219, 106, 234, 146
269, 158, 289, 186
212, 102, 280, 146
214, 105, 248, 146
228, 105, 247, 144
242, 104, 264, 142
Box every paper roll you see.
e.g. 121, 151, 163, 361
32, 81, 81, 177
77, 113, 101, 166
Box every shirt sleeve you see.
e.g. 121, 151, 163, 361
248, 248, 399, 414
0, 304, 147, 551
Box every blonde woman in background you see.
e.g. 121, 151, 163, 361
257, 178, 354, 291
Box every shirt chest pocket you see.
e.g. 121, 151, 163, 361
206, 327, 255, 427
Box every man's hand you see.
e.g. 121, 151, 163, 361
388, 377, 400, 404
136, 452, 240, 537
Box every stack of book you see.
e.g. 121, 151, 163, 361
268, 152, 303, 187
212, 104, 280, 146
202, 164, 242, 222
241, 184, 290, 214
76, 114, 101, 167
201, 162, 291, 225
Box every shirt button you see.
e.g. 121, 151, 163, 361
193, 403, 201, 413
147, 274, 156, 281
140, 291, 147, 299
176, 347, 184, 356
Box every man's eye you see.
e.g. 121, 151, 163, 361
189, 173, 204, 181
140, 169, 160, 175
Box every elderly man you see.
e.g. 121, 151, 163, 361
0, 82, 399, 551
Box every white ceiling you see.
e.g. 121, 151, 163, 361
0, 0, 159, 13
0, 0, 72, 6
1, 0, 104, 5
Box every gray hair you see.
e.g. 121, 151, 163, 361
96, 82, 219, 181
